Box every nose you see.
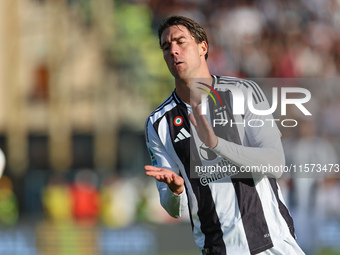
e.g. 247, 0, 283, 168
170, 43, 179, 56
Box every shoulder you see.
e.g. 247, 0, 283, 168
214, 75, 266, 104
145, 91, 183, 143
214, 75, 261, 90
145, 91, 184, 140
146, 91, 180, 126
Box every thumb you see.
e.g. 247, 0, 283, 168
189, 113, 197, 127
172, 173, 183, 185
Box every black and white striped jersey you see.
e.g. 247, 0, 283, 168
145, 75, 304, 255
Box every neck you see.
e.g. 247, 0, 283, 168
175, 67, 212, 105
175, 79, 191, 104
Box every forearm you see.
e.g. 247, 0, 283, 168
211, 137, 285, 178
157, 182, 188, 218
145, 118, 188, 218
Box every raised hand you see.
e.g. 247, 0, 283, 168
189, 103, 218, 148
144, 165, 184, 195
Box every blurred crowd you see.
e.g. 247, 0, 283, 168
0, 169, 183, 228
149, 0, 340, 78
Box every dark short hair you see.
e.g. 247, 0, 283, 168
158, 16, 209, 59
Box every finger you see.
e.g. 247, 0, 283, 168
191, 103, 200, 118
194, 103, 202, 116
145, 171, 158, 177
165, 175, 172, 184
192, 104, 212, 130
145, 169, 163, 177
198, 112, 212, 129
189, 113, 197, 127
146, 171, 165, 178
156, 175, 167, 181
171, 174, 178, 185
144, 165, 161, 171
155, 175, 172, 184
144, 165, 163, 172
192, 104, 203, 126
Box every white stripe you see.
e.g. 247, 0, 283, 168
180, 128, 191, 138
177, 133, 185, 140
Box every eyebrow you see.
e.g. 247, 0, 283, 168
161, 36, 186, 49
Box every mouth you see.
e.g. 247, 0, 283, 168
174, 61, 183, 66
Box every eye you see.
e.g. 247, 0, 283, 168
162, 43, 170, 51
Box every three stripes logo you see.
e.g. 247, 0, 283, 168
174, 128, 191, 143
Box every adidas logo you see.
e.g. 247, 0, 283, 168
174, 128, 191, 143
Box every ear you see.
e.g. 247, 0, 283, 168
199, 41, 208, 58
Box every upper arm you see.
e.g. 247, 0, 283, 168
242, 81, 286, 171
145, 117, 180, 174
242, 81, 283, 150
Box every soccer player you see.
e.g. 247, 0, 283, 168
144, 16, 305, 255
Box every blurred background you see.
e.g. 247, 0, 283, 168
0, 0, 340, 254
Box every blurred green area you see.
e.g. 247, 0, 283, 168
318, 250, 340, 255
111, 3, 173, 109
78, 0, 174, 109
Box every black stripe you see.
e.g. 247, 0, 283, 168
242, 82, 259, 104
145, 118, 150, 142
165, 103, 226, 255
173, 90, 182, 104
243, 80, 263, 104
151, 93, 178, 136
215, 76, 261, 104
216, 76, 239, 84
185, 184, 195, 231
268, 178, 296, 238
179, 171, 195, 231
153, 115, 163, 138
216, 76, 266, 105
211, 91, 273, 254
248, 80, 265, 102
231, 178, 273, 254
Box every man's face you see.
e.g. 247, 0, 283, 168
160, 25, 205, 80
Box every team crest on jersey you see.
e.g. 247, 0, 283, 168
173, 116, 183, 126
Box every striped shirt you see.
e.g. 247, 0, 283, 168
145, 75, 305, 255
